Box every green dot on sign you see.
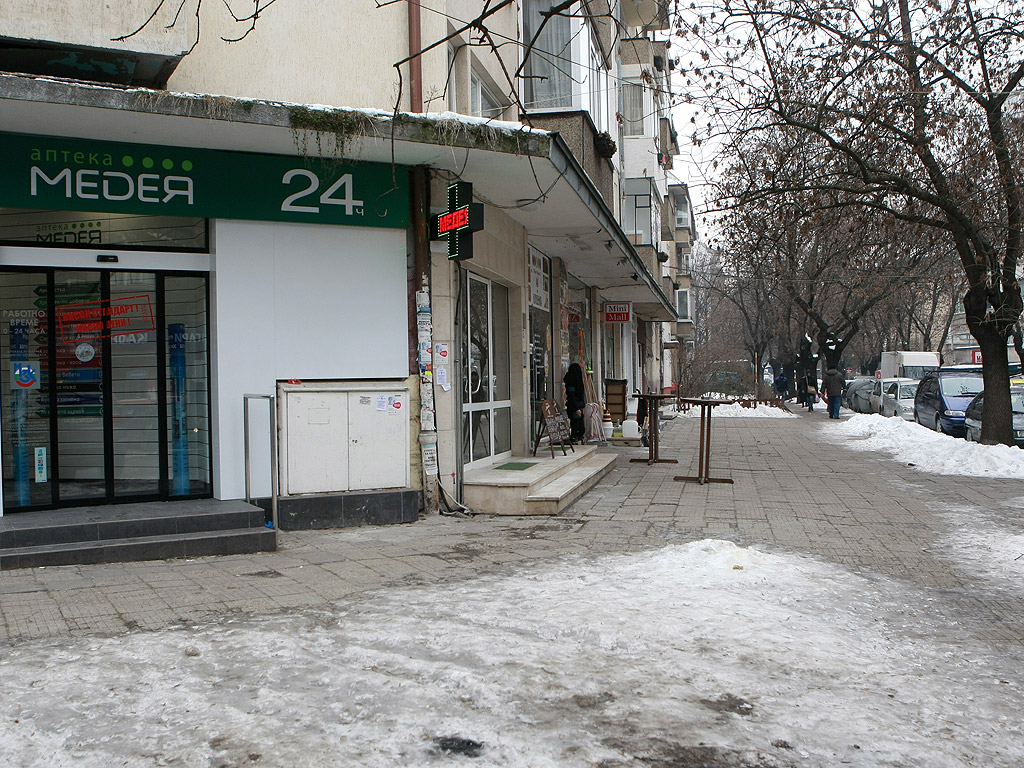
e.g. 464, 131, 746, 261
162, 159, 174, 170
142, 157, 154, 168
182, 160, 193, 171
122, 155, 134, 167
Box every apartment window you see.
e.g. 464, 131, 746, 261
588, 41, 605, 130
675, 289, 690, 320
471, 70, 504, 119
623, 179, 653, 245
623, 82, 645, 136
524, 0, 573, 109
675, 244, 690, 273
675, 197, 689, 228
446, 45, 458, 112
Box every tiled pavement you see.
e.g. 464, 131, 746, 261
2, 405, 1022, 648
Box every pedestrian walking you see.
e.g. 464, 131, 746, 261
823, 366, 845, 419
805, 371, 819, 412
796, 374, 808, 409
774, 372, 789, 400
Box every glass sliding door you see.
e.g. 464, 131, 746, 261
109, 271, 159, 498
53, 270, 107, 502
461, 273, 512, 467
0, 271, 54, 508
164, 276, 211, 496
1, 268, 211, 512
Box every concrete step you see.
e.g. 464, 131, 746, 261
0, 500, 275, 570
0, 527, 276, 570
522, 453, 618, 516
463, 445, 599, 498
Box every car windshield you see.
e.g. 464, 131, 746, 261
1013, 392, 1024, 414
899, 384, 917, 399
939, 375, 983, 397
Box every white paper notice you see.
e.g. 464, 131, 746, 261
437, 366, 450, 391
376, 394, 387, 411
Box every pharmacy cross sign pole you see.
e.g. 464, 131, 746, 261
432, 180, 484, 261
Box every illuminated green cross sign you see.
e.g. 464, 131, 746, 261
432, 181, 483, 261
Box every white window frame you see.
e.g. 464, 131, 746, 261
675, 288, 690, 320
623, 82, 646, 136
471, 69, 504, 119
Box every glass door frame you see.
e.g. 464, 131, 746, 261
1, 265, 213, 512
459, 270, 513, 471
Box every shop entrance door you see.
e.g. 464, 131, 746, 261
1, 269, 211, 511
460, 273, 512, 468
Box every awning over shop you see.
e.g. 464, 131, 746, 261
0, 73, 677, 320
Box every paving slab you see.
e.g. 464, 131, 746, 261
1, 406, 1023, 652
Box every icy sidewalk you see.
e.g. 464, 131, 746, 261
2, 539, 1021, 768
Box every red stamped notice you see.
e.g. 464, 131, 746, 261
56, 295, 156, 343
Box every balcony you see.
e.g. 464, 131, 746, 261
622, 0, 670, 32
526, 110, 614, 206
0, 2, 190, 87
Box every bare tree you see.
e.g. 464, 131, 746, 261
677, 0, 1024, 444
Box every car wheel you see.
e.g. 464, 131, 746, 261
935, 415, 944, 434
914, 410, 921, 425
965, 428, 972, 442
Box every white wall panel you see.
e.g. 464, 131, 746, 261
211, 219, 408, 499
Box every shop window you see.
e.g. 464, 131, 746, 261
0, 208, 208, 252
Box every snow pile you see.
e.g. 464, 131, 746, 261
681, 402, 795, 418
1, 540, 1021, 767
830, 414, 1024, 478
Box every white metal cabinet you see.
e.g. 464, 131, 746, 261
280, 383, 409, 495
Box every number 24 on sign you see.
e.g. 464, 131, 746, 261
280, 170, 363, 216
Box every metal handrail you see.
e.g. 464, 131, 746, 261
243, 394, 278, 537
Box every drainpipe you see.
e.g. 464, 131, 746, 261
408, 4, 436, 511
408, 0, 423, 112
412, 166, 438, 514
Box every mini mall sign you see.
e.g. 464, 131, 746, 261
603, 302, 632, 322
433, 181, 483, 261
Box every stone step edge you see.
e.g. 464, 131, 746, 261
524, 454, 618, 503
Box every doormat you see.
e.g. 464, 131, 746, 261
495, 462, 537, 471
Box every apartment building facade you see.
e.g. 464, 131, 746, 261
0, 1, 680, 539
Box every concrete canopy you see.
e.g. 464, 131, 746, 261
0, 73, 677, 320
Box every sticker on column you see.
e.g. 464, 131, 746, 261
422, 442, 438, 476
34, 447, 47, 483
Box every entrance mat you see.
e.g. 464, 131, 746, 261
494, 462, 537, 471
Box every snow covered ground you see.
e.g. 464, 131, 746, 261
680, 402, 796, 418
828, 413, 1024, 479
2, 539, 1021, 768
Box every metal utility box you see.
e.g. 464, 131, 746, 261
279, 382, 409, 496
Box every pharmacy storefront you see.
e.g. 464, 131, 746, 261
0, 131, 410, 515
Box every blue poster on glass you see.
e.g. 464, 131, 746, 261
169, 323, 189, 495
11, 322, 31, 505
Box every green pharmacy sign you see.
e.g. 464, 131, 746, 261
0, 132, 409, 229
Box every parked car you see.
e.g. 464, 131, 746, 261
843, 377, 875, 413
963, 386, 1024, 447
873, 378, 919, 420
914, 368, 984, 436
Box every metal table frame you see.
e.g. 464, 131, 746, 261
629, 393, 678, 465
674, 397, 735, 484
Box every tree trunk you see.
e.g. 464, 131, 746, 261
962, 283, 1016, 444
973, 323, 1014, 445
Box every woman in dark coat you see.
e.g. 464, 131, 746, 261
563, 362, 587, 442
